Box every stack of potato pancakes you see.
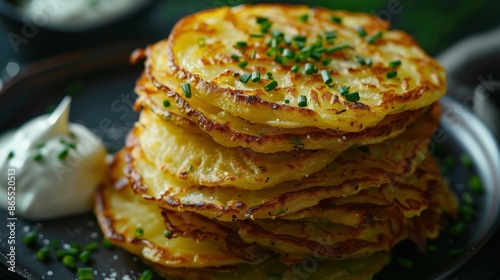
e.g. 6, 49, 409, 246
96, 4, 457, 279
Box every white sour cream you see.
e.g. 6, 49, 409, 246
0, 97, 107, 220
19, 0, 147, 29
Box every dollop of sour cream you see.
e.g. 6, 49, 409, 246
0, 97, 107, 220
19, 0, 146, 29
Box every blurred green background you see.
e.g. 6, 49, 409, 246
156, 0, 499, 56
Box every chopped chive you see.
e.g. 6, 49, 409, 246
260, 21, 272, 33
51, 239, 59, 249
62, 255, 76, 269
239, 72, 251, 84
77, 267, 94, 280
58, 149, 69, 160
284, 99, 290, 104
298, 95, 307, 107
102, 239, 113, 249
460, 154, 473, 168
270, 37, 278, 48
283, 49, 295, 59
235, 41, 247, 48
250, 33, 264, 38
304, 63, 314, 75
79, 251, 91, 264
345, 92, 360, 102
367, 31, 383, 44
291, 65, 299, 73
264, 80, 278, 92
325, 44, 351, 53
330, 16, 342, 23
197, 37, 205, 47
324, 31, 337, 40
356, 26, 367, 37
310, 52, 322, 61
271, 30, 284, 38
70, 242, 82, 250
397, 257, 413, 268
163, 230, 171, 237
251, 51, 257, 60
135, 227, 144, 238
355, 55, 366, 65
468, 176, 484, 194
443, 155, 456, 169
460, 205, 475, 222
139, 269, 154, 280
162, 100, 170, 108
449, 222, 466, 236
238, 60, 248, 68
295, 49, 311, 61
322, 57, 332, 66
7, 151, 14, 159
36, 247, 51, 261
258, 131, 264, 137
360, 146, 370, 153
65, 247, 80, 257
365, 57, 373, 66
251, 71, 260, 82
386, 71, 397, 78
275, 56, 287, 64
55, 249, 66, 260
298, 14, 309, 23
448, 248, 464, 257
181, 82, 191, 98
231, 53, 241, 61
266, 72, 274, 80
36, 142, 45, 149
267, 47, 278, 57
292, 35, 307, 42
338, 85, 350, 96
389, 59, 401, 68
23, 231, 38, 246
321, 70, 332, 84
256, 17, 268, 24
34, 153, 43, 162
462, 191, 475, 205
427, 244, 438, 252
85, 241, 99, 252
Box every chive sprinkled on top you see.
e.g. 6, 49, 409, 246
239, 72, 251, 84
7, 151, 14, 159
298, 14, 309, 23
389, 59, 401, 68
77, 267, 93, 280
162, 100, 170, 107
235, 41, 247, 48
231, 53, 241, 61
325, 44, 351, 53
397, 257, 413, 268
291, 65, 299, 73
238, 60, 249, 68
321, 69, 332, 85
298, 95, 307, 107
135, 227, 144, 238
345, 92, 360, 102
468, 175, 484, 194
386, 71, 397, 78
264, 80, 278, 92
181, 82, 192, 98
251, 71, 261, 82
330, 16, 342, 23
139, 269, 154, 280
356, 26, 367, 37
367, 31, 383, 44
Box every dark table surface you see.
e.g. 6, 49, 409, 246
0, 1, 499, 279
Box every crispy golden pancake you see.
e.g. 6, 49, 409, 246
97, 152, 391, 279
136, 71, 424, 153
125, 105, 438, 221
146, 4, 445, 131
137, 108, 339, 189
96, 153, 266, 268
281, 156, 445, 226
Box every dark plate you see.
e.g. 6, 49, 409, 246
0, 43, 499, 280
